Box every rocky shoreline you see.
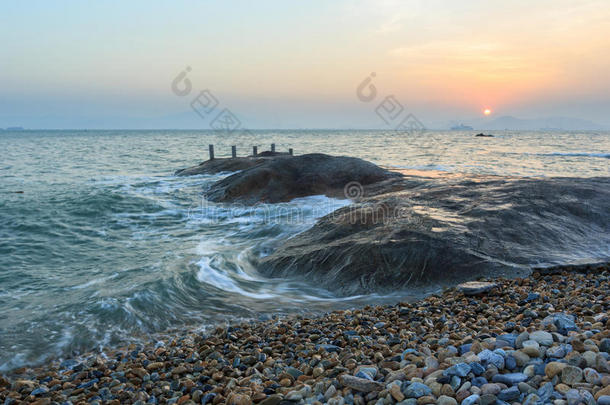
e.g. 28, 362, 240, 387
3, 154, 608, 404
176, 153, 610, 295
2, 264, 609, 405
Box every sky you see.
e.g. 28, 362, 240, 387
1, 0, 609, 129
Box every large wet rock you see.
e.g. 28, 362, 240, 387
198, 153, 400, 204
258, 174, 610, 295
175, 154, 609, 294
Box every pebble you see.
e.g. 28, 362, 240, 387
436, 395, 457, 405
561, 365, 583, 385
565, 389, 581, 405
445, 363, 470, 377
30, 387, 49, 396
324, 385, 337, 400
600, 338, 610, 354
546, 345, 567, 358
339, 375, 383, 392
518, 381, 536, 394
512, 350, 530, 366
478, 349, 504, 369
537, 382, 553, 401
597, 386, 610, 401
479, 393, 496, 405
260, 395, 282, 405
529, 330, 554, 346
460, 394, 479, 405
389, 384, 404, 401
403, 382, 432, 398
546, 361, 568, 378
515, 331, 529, 349
542, 313, 578, 334
497, 386, 520, 401
492, 373, 528, 385
522, 340, 541, 357
523, 393, 540, 405
480, 383, 500, 396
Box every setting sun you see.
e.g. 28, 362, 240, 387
484, 108, 492, 116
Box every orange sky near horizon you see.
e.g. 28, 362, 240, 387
1, 0, 610, 127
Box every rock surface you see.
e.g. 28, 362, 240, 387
175, 156, 266, 176
180, 153, 400, 204
176, 154, 610, 294
174, 151, 294, 176
259, 173, 610, 294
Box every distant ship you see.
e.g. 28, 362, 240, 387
450, 124, 474, 130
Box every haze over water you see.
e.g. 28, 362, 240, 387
1, 129, 609, 370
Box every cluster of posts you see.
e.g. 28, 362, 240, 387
207, 144, 293, 160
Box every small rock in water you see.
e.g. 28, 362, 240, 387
339, 375, 383, 392
457, 281, 498, 295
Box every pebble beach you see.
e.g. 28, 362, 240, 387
1, 265, 609, 405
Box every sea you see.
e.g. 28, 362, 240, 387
1, 129, 609, 370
